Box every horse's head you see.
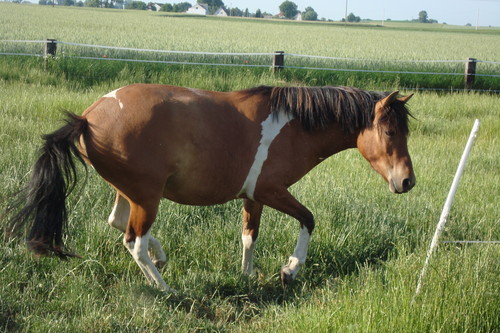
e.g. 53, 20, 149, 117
357, 91, 416, 194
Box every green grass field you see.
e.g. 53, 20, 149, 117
1, 3, 500, 91
1, 3, 499, 332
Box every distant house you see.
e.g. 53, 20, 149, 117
214, 7, 228, 16
277, 11, 303, 20
148, 3, 162, 11
186, 3, 209, 15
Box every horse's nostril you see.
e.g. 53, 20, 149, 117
402, 178, 412, 190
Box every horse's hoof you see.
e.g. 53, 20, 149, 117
153, 259, 166, 269
280, 268, 294, 287
165, 286, 178, 295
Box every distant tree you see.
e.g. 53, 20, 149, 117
418, 10, 428, 23
346, 12, 361, 22
160, 3, 173, 11
172, 2, 191, 12
302, 6, 317, 21
85, 0, 99, 6
204, 0, 224, 14
76, 0, 84, 5
244, 8, 249, 17
181, 1, 191, 11
102, 0, 114, 7
125, 0, 146, 10
255, 8, 262, 18
230, 7, 242, 16
279, 1, 298, 19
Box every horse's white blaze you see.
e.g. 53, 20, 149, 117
239, 110, 292, 200
241, 234, 256, 275
282, 226, 310, 278
103, 88, 124, 110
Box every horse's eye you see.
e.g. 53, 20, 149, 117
385, 130, 396, 137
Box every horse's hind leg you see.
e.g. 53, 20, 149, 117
108, 192, 166, 267
241, 199, 263, 275
108, 192, 129, 232
257, 188, 315, 286
123, 199, 172, 292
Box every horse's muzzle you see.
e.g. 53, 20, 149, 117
389, 174, 416, 194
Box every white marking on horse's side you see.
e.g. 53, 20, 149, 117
188, 88, 206, 96
103, 88, 124, 110
241, 234, 256, 275
103, 88, 119, 99
281, 226, 310, 279
239, 110, 292, 200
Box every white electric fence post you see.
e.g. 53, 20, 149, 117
413, 119, 481, 301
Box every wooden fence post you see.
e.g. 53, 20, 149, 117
44, 39, 58, 58
44, 39, 57, 70
464, 57, 476, 90
272, 51, 285, 72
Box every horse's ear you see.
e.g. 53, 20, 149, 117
398, 93, 414, 104
379, 91, 399, 108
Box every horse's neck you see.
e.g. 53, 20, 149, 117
312, 123, 359, 160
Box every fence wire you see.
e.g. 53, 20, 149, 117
1, 39, 500, 82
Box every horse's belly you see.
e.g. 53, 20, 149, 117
161, 171, 241, 206
162, 186, 235, 206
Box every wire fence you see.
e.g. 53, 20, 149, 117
1, 39, 500, 91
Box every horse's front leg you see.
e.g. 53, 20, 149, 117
241, 199, 263, 275
257, 188, 314, 286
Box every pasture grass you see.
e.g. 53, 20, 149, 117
1, 5, 499, 332
1, 70, 499, 333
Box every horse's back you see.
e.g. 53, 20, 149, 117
80, 84, 265, 205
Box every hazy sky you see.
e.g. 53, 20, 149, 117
219, 0, 500, 27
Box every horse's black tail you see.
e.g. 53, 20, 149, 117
5, 113, 88, 258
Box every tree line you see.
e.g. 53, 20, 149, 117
33, 0, 321, 20
29, 0, 441, 24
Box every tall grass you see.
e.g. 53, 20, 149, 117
1, 70, 498, 333
1, 5, 499, 332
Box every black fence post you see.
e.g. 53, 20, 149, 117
44, 39, 57, 70
272, 51, 285, 72
44, 39, 57, 58
464, 57, 476, 90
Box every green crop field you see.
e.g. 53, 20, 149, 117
1, 3, 500, 90
1, 3, 499, 332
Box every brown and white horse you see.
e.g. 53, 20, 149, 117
6, 84, 415, 291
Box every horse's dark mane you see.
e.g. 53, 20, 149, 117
244, 86, 411, 134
